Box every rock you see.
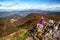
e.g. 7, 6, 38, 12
48, 20, 54, 24
27, 20, 60, 40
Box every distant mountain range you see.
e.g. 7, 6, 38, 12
0, 9, 60, 18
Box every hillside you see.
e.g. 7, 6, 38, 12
0, 13, 60, 39
5, 14, 22, 19
46, 12, 60, 16
15, 13, 60, 28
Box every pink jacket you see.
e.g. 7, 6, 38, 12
40, 16, 45, 25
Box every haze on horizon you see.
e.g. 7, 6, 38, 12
0, 0, 60, 11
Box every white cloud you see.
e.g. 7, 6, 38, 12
0, 2, 60, 11
33, 4, 60, 11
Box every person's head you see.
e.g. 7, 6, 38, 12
41, 16, 44, 20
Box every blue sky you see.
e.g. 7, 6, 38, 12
0, 0, 60, 11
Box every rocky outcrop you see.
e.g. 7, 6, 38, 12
27, 20, 60, 40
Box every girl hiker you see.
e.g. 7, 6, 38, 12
37, 16, 45, 33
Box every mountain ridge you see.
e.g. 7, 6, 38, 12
0, 9, 60, 18
0, 13, 60, 37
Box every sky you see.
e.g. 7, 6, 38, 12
0, 0, 60, 11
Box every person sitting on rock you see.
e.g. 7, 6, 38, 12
37, 16, 45, 33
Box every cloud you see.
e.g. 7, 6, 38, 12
37, 4, 60, 11
0, 2, 60, 11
